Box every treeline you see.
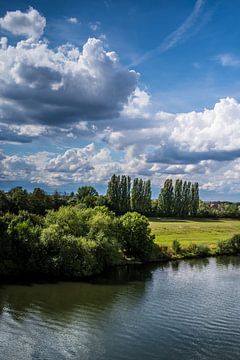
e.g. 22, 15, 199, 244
0, 187, 68, 215
1, 176, 240, 218
106, 175, 199, 217
198, 201, 240, 218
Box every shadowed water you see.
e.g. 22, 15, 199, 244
0, 256, 240, 359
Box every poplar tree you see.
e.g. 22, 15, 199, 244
158, 179, 174, 216
107, 174, 120, 214
131, 178, 152, 215
174, 179, 183, 216
138, 178, 144, 212
181, 181, 191, 217
143, 179, 152, 215
190, 182, 199, 216
119, 175, 131, 214
107, 174, 131, 214
131, 178, 139, 212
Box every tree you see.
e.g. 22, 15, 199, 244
107, 174, 120, 213
173, 179, 183, 217
0, 190, 10, 213
190, 182, 199, 216
158, 179, 174, 216
51, 190, 67, 210
8, 187, 30, 213
131, 178, 139, 212
107, 175, 131, 214
5, 211, 43, 274
30, 188, 51, 215
131, 178, 152, 215
143, 179, 152, 215
119, 175, 131, 214
77, 186, 99, 208
181, 181, 191, 217
119, 212, 154, 260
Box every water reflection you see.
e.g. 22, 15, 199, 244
1, 256, 240, 360
0, 263, 157, 323
216, 255, 240, 268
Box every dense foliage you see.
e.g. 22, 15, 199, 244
217, 234, 240, 255
0, 206, 155, 279
158, 179, 199, 217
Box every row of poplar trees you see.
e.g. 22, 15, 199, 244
158, 179, 199, 217
107, 175, 199, 217
107, 175, 151, 215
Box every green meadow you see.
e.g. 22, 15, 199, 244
150, 218, 240, 249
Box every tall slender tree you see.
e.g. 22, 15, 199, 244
131, 178, 139, 212
158, 179, 174, 216
107, 174, 131, 214
174, 179, 183, 217
143, 179, 152, 215
190, 182, 199, 216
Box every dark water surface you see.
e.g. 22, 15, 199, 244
1, 256, 240, 359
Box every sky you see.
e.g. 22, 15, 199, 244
1, 0, 240, 200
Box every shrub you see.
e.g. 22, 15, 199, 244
119, 212, 155, 260
54, 236, 99, 278
217, 234, 240, 255
150, 243, 172, 260
172, 239, 181, 254
194, 244, 210, 257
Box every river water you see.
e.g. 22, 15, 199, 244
0, 256, 240, 359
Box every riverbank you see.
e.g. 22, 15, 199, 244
1, 208, 240, 284
1, 248, 239, 285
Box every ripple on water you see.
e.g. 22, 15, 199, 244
1, 257, 240, 360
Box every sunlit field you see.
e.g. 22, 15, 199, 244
150, 218, 240, 249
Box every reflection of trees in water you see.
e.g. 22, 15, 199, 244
1, 256, 239, 324
91, 263, 158, 285
216, 255, 240, 269
167, 258, 209, 272
0, 264, 156, 323
171, 261, 180, 271
187, 257, 210, 270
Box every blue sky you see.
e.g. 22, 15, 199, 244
1, 0, 240, 200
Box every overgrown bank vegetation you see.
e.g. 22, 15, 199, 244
1, 175, 240, 280
0, 207, 155, 279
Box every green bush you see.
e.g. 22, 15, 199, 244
119, 212, 155, 260
0, 211, 43, 274
51, 236, 99, 278
217, 234, 240, 255
150, 243, 172, 260
172, 239, 181, 254
40, 206, 123, 278
194, 244, 210, 257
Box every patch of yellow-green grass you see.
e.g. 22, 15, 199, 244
149, 218, 240, 250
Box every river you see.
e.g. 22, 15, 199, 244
0, 256, 240, 359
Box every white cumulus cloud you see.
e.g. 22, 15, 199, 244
0, 7, 46, 40
0, 34, 138, 126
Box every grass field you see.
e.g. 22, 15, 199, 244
150, 218, 240, 249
